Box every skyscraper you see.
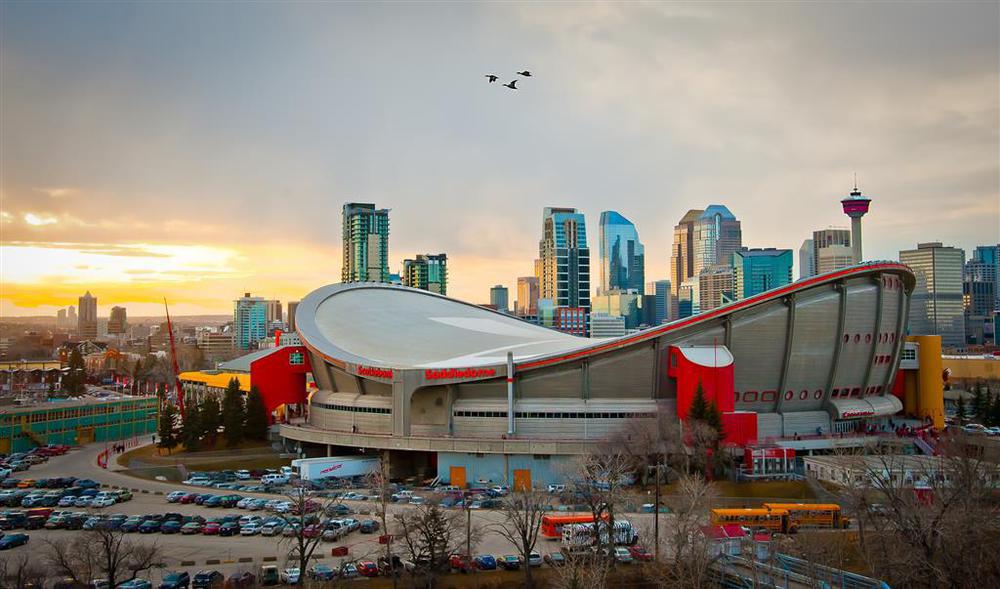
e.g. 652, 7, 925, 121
591, 291, 643, 329
233, 293, 268, 351
692, 205, 742, 278
56, 308, 67, 327
698, 265, 735, 312
287, 301, 299, 332
598, 211, 645, 295
536, 207, 591, 323
671, 209, 704, 316
812, 228, 853, 275
841, 184, 872, 264
108, 306, 128, 335
264, 300, 282, 324
645, 279, 672, 325
67, 306, 76, 324
733, 248, 794, 300
342, 202, 390, 283
516, 276, 539, 316
490, 285, 509, 313
900, 242, 966, 348
78, 291, 97, 340
798, 239, 816, 279
402, 254, 448, 295
964, 246, 998, 344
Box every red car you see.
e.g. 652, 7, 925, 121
449, 554, 475, 573
303, 525, 322, 539
629, 546, 653, 562
179, 493, 199, 504
356, 562, 379, 578
202, 522, 221, 535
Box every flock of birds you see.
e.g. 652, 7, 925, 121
486, 70, 532, 90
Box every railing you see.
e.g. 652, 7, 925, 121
774, 553, 891, 589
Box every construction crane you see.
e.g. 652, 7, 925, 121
164, 298, 185, 416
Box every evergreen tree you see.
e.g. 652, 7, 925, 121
157, 403, 179, 454
989, 393, 1000, 428
244, 386, 270, 441
955, 395, 967, 424
221, 378, 246, 447
705, 400, 726, 443
180, 401, 202, 451
688, 380, 710, 422
199, 396, 222, 443
972, 387, 985, 421
64, 347, 87, 396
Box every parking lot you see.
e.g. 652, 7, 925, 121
1, 442, 667, 586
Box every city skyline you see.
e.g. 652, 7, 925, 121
2, 3, 998, 316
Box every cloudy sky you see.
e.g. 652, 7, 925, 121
1, 2, 997, 317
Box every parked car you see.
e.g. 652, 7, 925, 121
219, 522, 239, 536
449, 554, 475, 573
223, 570, 254, 588
544, 552, 566, 567
160, 521, 182, 534
191, 570, 224, 589
359, 519, 380, 533
613, 546, 634, 564
629, 546, 653, 562
339, 563, 358, 579
158, 571, 190, 589
499, 555, 521, 570
0, 533, 29, 549
306, 565, 335, 581
117, 580, 152, 589
356, 561, 379, 578
240, 523, 261, 536
527, 551, 543, 567
473, 554, 497, 570
181, 522, 204, 535
166, 491, 187, 503
279, 568, 300, 585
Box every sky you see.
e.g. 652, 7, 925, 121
1, 2, 998, 317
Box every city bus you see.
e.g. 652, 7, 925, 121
541, 514, 607, 539
710, 508, 796, 534
762, 503, 850, 529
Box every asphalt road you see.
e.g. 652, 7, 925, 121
10, 443, 668, 584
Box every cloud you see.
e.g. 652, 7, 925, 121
32, 186, 77, 198
23, 212, 58, 226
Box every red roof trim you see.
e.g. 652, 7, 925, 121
516, 263, 912, 371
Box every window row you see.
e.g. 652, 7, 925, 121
843, 332, 898, 345
312, 402, 391, 415
454, 410, 657, 419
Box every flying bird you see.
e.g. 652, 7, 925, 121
485, 74, 499, 83
517, 70, 532, 77
503, 80, 518, 90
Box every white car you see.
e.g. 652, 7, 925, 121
547, 484, 566, 494
274, 502, 293, 513
74, 496, 94, 507
527, 551, 543, 567
237, 497, 255, 509
238, 515, 262, 527
235, 470, 251, 480
279, 568, 300, 585
166, 491, 187, 503
409, 496, 426, 505
184, 477, 212, 486
92, 496, 116, 508
240, 522, 261, 536
614, 546, 633, 564
342, 518, 360, 532
341, 492, 362, 500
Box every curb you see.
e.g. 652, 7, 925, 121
180, 561, 196, 567
263, 556, 277, 562
206, 559, 220, 565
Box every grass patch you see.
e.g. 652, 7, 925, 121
186, 456, 291, 472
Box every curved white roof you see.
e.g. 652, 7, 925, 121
296, 262, 915, 373
675, 345, 734, 367
296, 283, 601, 369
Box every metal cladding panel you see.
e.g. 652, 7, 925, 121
518, 364, 584, 399
870, 279, 903, 392
359, 379, 392, 397
781, 411, 831, 436
672, 324, 726, 347
835, 280, 878, 392
309, 392, 392, 434
410, 385, 449, 428
757, 412, 782, 439
730, 301, 788, 413
310, 354, 335, 391
782, 287, 840, 411
588, 345, 655, 399
331, 366, 360, 394
455, 380, 507, 400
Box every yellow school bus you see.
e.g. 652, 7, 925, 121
762, 503, 850, 529
710, 508, 795, 534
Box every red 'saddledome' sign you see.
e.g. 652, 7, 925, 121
424, 368, 497, 380
357, 366, 393, 379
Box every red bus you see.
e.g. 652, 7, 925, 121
541, 514, 607, 539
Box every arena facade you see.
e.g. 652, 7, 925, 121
281, 262, 917, 486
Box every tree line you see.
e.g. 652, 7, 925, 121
157, 377, 269, 453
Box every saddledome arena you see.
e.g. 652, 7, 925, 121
281, 262, 916, 487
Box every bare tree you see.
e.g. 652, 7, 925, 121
392, 503, 468, 588
491, 486, 548, 588
0, 551, 47, 589
655, 473, 721, 589
548, 551, 611, 589
365, 453, 399, 587
839, 435, 1000, 588
44, 528, 162, 587
564, 443, 636, 564
273, 487, 343, 577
